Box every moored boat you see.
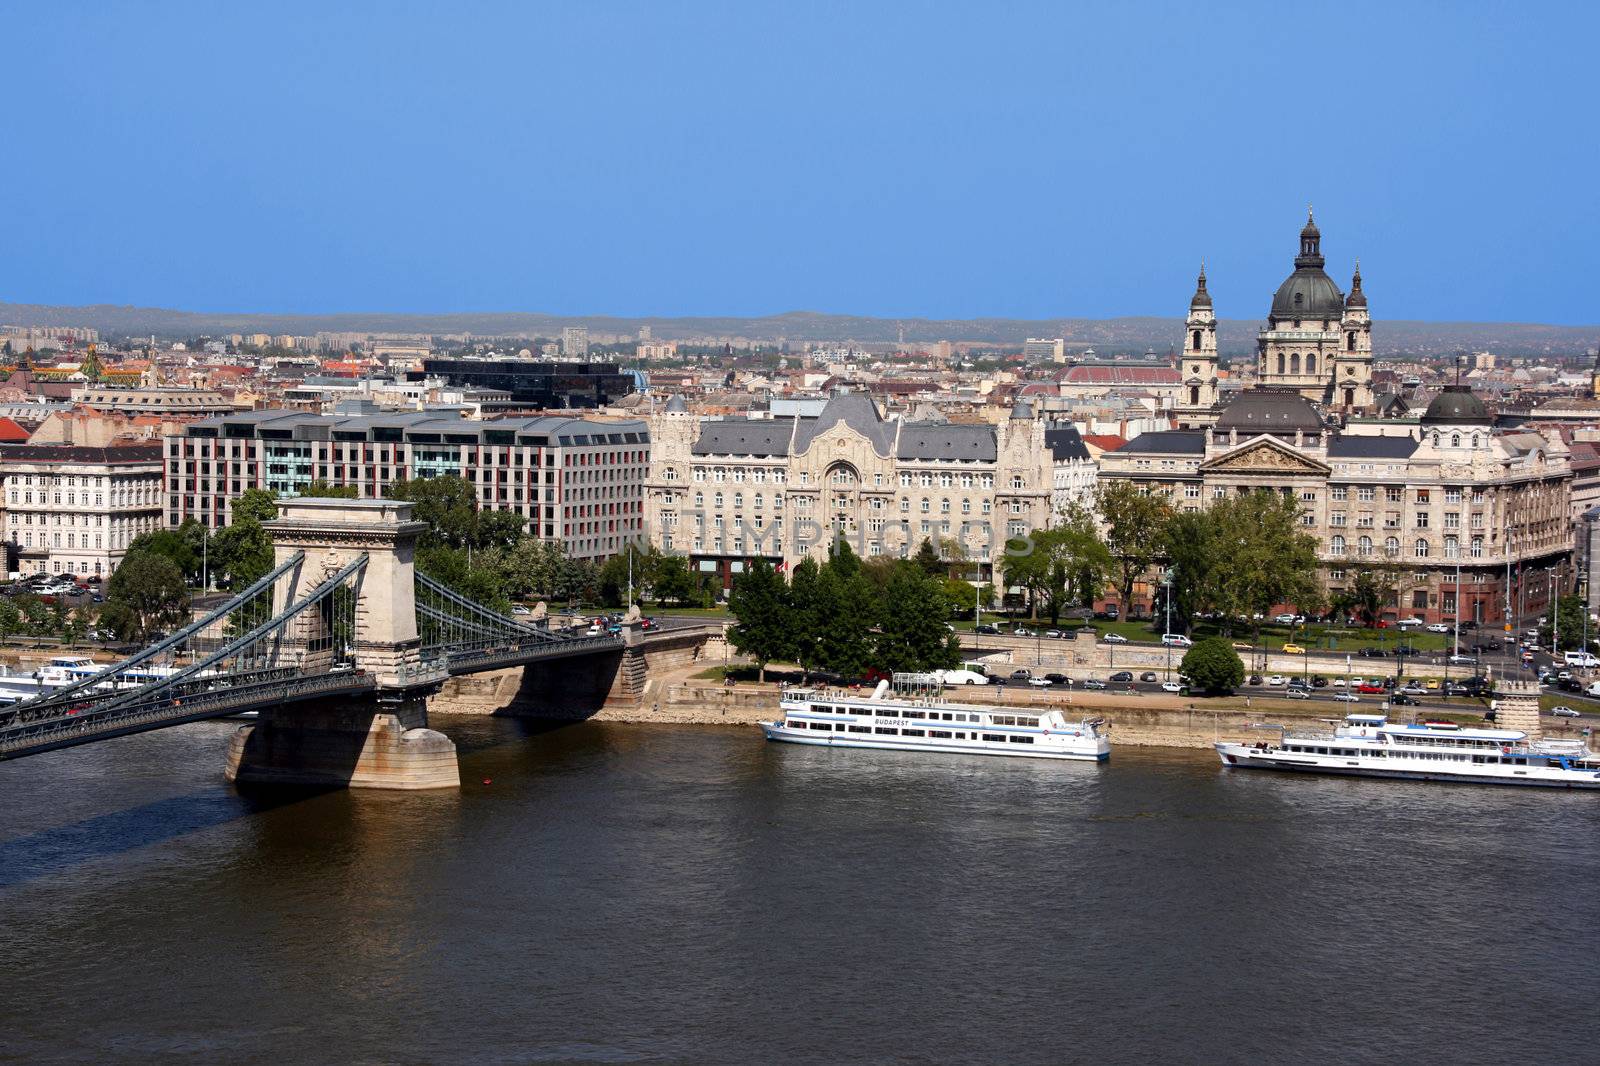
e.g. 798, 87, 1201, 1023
761, 674, 1110, 761
1216, 713, 1600, 788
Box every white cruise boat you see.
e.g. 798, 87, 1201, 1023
1217, 713, 1600, 789
761, 676, 1110, 761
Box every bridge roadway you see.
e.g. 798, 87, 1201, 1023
0, 627, 631, 763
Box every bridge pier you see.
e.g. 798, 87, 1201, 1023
225, 696, 457, 790
228, 498, 459, 790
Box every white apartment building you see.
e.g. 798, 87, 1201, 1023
0, 443, 165, 576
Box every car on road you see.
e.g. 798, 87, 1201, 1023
1449, 654, 1479, 665
1399, 684, 1426, 695
1044, 672, 1071, 686
1082, 678, 1106, 690
1045, 630, 1063, 639
939, 669, 989, 686
1284, 688, 1311, 699
1109, 671, 1134, 683
1357, 682, 1386, 694
975, 623, 1002, 635
1009, 669, 1032, 681
1160, 681, 1183, 693
1161, 633, 1192, 647
1101, 633, 1129, 644
1231, 642, 1252, 651
1282, 643, 1305, 655
1391, 693, 1419, 706
1398, 617, 1424, 628
1333, 693, 1361, 703
1273, 612, 1297, 624
1553, 706, 1581, 718
1426, 622, 1451, 633
511, 605, 532, 616
1013, 627, 1035, 637
1358, 647, 1387, 658
1140, 671, 1158, 683
1027, 676, 1053, 687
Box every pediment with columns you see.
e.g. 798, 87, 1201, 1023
1199, 435, 1331, 477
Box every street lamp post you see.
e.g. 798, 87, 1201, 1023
1163, 567, 1175, 680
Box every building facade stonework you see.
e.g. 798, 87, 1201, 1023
645, 391, 1054, 585
1099, 387, 1572, 625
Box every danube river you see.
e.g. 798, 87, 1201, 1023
3, 715, 1598, 1065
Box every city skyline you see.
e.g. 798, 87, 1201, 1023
4, 2, 1598, 324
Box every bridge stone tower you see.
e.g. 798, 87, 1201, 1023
226, 498, 458, 790
1493, 678, 1542, 742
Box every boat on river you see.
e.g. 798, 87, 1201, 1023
762, 674, 1110, 761
1217, 713, 1600, 788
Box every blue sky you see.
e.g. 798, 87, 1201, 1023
3, 1, 1597, 323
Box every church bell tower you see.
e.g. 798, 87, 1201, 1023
1334, 261, 1374, 410
1177, 263, 1220, 427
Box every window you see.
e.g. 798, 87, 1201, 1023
1331, 487, 1348, 501
982, 734, 1005, 743
1331, 535, 1346, 555
1414, 539, 1430, 558
1357, 536, 1372, 556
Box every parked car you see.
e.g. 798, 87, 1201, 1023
1013, 627, 1035, 637
1357, 683, 1386, 694
1101, 633, 1129, 644
1109, 671, 1133, 683
1398, 617, 1424, 628
1139, 671, 1158, 683
1311, 677, 1329, 688
1044, 672, 1071, 686
1248, 674, 1263, 686
1426, 623, 1451, 633
1282, 643, 1305, 655
1160, 681, 1183, 693
1273, 612, 1297, 625
1287, 679, 1310, 691
1267, 674, 1287, 686
1104, 605, 1120, 619
1044, 630, 1063, 639
1553, 706, 1581, 718
1027, 676, 1053, 687
1161, 633, 1193, 648
511, 605, 532, 616
975, 624, 1002, 635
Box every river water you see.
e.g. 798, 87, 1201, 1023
2, 714, 1598, 1065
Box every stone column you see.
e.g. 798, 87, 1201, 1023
226, 498, 458, 790
1495, 679, 1542, 741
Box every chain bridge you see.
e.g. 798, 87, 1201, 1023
0, 499, 652, 788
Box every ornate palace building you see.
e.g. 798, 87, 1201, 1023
1101, 385, 1573, 625
644, 390, 1056, 587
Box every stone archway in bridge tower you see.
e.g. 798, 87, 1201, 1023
262, 498, 429, 688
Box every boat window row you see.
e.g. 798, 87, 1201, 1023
1288, 745, 1381, 757
791, 720, 1033, 743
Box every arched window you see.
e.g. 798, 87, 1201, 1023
1414, 539, 1430, 558
1451, 433, 1461, 448
1385, 536, 1399, 557
1277, 353, 1286, 375
1192, 329, 1201, 350
1444, 536, 1459, 559
713, 492, 723, 508
1306, 354, 1316, 374
1290, 353, 1301, 374
1331, 535, 1346, 555
1471, 536, 1484, 558
1294, 292, 1304, 309
1358, 536, 1373, 556
1431, 432, 1440, 447
1189, 385, 1200, 406
1347, 331, 1356, 351
1471, 434, 1480, 448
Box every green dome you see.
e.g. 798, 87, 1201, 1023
1421, 384, 1488, 425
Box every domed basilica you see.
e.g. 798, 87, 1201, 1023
1176, 210, 1373, 423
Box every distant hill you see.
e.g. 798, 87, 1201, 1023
1, 301, 1594, 358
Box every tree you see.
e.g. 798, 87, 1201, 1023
1541, 594, 1592, 652
1205, 490, 1322, 636
476, 509, 527, 552
787, 557, 824, 675
1162, 510, 1217, 627
300, 481, 358, 499
232, 488, 280, 525
912, 538, 945, 577
127, 527, 204, 584
386, 476, 479, 549
100, 552, 190, 643
0, 598, 20, 638
1350, 565, 1400, 628
1096, 481, 1174, 614
727, 558, 791, 681
651, 555, 699, 607
815, 543, 878, 677
876, 563, 961, 672
1003, 507, 1112, 624
1180, 637, 1245, 694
